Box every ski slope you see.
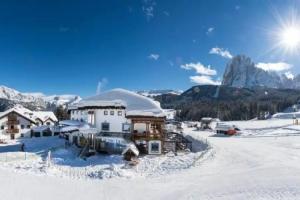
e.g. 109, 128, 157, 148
1, 121, 300, 199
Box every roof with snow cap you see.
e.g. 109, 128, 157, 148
76, 88, 165, 117
59, 120, 96, 133
122, 143, 139, 156
72, 99, 126, 109
0, 105, 58, 123
34, 111, 58, 122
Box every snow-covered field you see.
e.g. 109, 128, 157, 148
0, 135, 210, 180
1, 119, 300, 199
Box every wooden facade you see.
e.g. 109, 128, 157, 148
7, 113, 20, 139
127, 115, 166, 154
128, 116, 165, 141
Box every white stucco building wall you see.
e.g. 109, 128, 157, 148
70, 108, 129, 133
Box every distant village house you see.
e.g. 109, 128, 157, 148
0, 105, 58, 139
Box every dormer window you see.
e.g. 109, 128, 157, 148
104, 111, 108, 115
110, 111, 114, 115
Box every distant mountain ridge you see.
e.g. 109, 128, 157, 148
0, 85, 81, 111
222, 55, 300, 89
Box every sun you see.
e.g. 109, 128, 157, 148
280, 26, 300, 50
266, 7, 300, 56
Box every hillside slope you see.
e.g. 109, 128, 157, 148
155, 85, 300, 120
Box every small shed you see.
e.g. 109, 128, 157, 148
200, 117, 213, 130
122, 143, 139, 161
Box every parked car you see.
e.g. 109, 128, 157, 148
215, 123, 240, 135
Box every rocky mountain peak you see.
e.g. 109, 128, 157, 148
222, 55, 298, 89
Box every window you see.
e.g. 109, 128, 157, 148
151, 143, 159, 152
10, 125, 14, 129
46, 122, 51, 126
27, 125, 31, 129
101, 123, 110, 131
148, 141, 162, 154
118, 111, 122, 116
104, 111, 108, 115
122, 123, 131, 132
21, 125, 25, 129
36, 122, 40, 126
1, 125, 4, 130
110, 111, 114, 115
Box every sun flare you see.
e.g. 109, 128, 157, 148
280, 26, 300, 49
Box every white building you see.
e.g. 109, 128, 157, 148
163, 109, 177, 120
69, 88, 166, 154
69, 100, 129, 133
0, 105, 58, 139
69, 89, 165, 134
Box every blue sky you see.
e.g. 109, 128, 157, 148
0, 0, 299, 97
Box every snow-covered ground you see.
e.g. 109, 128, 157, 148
0, 135, 210, 180
1, 119, 300, 199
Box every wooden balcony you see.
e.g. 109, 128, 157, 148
132, 130, 162, 141
6, 120, 20, 125
6, 129, 19, 134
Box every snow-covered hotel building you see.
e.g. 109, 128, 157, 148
68, 89, 166, 154
0, 105, 58, 139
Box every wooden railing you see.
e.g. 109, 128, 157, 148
132, 131, 162, 140
6, 120, 20, 125
6, 129, 19, 134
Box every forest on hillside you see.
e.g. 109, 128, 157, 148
155, 85, 300, 121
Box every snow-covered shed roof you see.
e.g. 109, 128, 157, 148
122, 143, 139, 156
77, 88, 165, 117
32, 125, 51, 132
60, 125, 79, 133
59, 120, 96, 133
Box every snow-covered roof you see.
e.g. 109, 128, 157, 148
0, 105, 57, 123
60, 125, 79, 133
0, 105, 36, 123
59, 120, 86, 126
126, 110, 165, 117
59, 120, 96, 133
32, 125, 51, 132
34, 111, 58, 122
272, 112, 300, 119
73, 99, 126, 109
79, 127, 99, 134
77, 88, 165, 117
122, 143, 139, 156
